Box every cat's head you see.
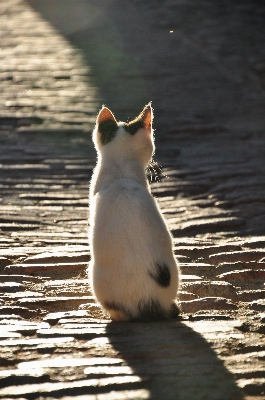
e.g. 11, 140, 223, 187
93, 103, 154, 167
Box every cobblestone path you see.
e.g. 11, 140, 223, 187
0, 1, 265, 399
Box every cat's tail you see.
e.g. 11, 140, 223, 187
135, 299, 181, 322
104, 299, 181, 322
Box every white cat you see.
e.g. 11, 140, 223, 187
89, 103, 180, 321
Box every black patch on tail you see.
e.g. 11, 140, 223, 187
149, 263, 171, 287
137, 299, 167, 321
124, 120, 144, 135
105, 300, 180, 322
104, 301, 125, 312
99, 120, 119, 145
135, 299, 179, 322
169, 302, 181, 318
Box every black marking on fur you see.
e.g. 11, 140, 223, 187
149, 263, 171, 288
104, 301, 125, 312
124, 119, 144, 135
135, 299, 178, 322
105, 300, 180, 322
169, 302, 181, 318
99, 120, 119, 145
137, 299, 166, 321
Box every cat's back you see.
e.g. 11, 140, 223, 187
92, 177, 151, 218
92, 175, 172, 255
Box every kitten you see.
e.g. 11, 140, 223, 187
89, 103, 180, 321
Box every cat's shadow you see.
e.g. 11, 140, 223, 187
105, 318, 243, 400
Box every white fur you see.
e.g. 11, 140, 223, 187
88, 106, 180, 321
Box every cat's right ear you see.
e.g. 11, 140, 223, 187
95, 107, 118, 147
96, 107, 117, 125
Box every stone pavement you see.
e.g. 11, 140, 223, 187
0, 0, 265, 399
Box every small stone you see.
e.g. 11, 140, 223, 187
0, 322, 41, 336
0, 320, 49, 334
43, 310, 92, 324
57, 318, 109, 324
0, 249, 29, 259
178, 291, 198, 300
189, 313, 232, 321
237, 290, 265, 301
23, 251, 90, 264
83, 365, 134, 376
0, 306, 38, 316
0, 376, 146, 397
0, 332, 22, 339
180, 217, 245, 233
181, 297, 237, 313
0, 282, 25, 293
44, 279, 90, 288
0, 337, 75, 347
181, 275, 203, 282
0, 314, 22, 320
0, 257, 10, 269
5, 262, 88, 275
0, 368, 48, 387
235, 321, 265, 334
60, 389, 150, 400
37, 327, 105, 339
0, 275, 45, 283
18, 357, 123, 369
181, 281, 237, 299
17, 296, 94, 311
209, 250, 265, 264
216, 261, 265, 274
218, 269, 265, 282
179, 263, 213, 275
239, 237, 265, 249
237, 377, 265, 395
174, 245, 242, 259
249, 300, 265, 311
0, 398, 26, 400
185, 319, 242, 334
8, 291, 44, 298
259, 313, 265, 322
44, 279, 91, 296
175, 255, 191, 262
0, 320, 43, 326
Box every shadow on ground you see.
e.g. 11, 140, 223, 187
106, 320, 243, 400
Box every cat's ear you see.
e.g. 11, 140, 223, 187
126, 103, 153, 135
139, 103, 153, 131
96, 106, 117, 125
95, 106, 118, 147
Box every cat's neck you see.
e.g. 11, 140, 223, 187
91, 153, 149, 195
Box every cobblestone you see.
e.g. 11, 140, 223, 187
0, 0, 265, 398
209, 250, 265, 264
5, 262, 87, 275
181, 297, 238, 313
0, 282, 25, 292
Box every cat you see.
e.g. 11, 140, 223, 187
88, 103, 180, 321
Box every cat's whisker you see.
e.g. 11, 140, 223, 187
151, 159, 168, 180
149, 164, 157, 182
148, 159, 166, 182
147, 166, 153, 183
152, 165, 160, 182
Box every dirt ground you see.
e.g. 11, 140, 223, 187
0, 0, 265, 399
